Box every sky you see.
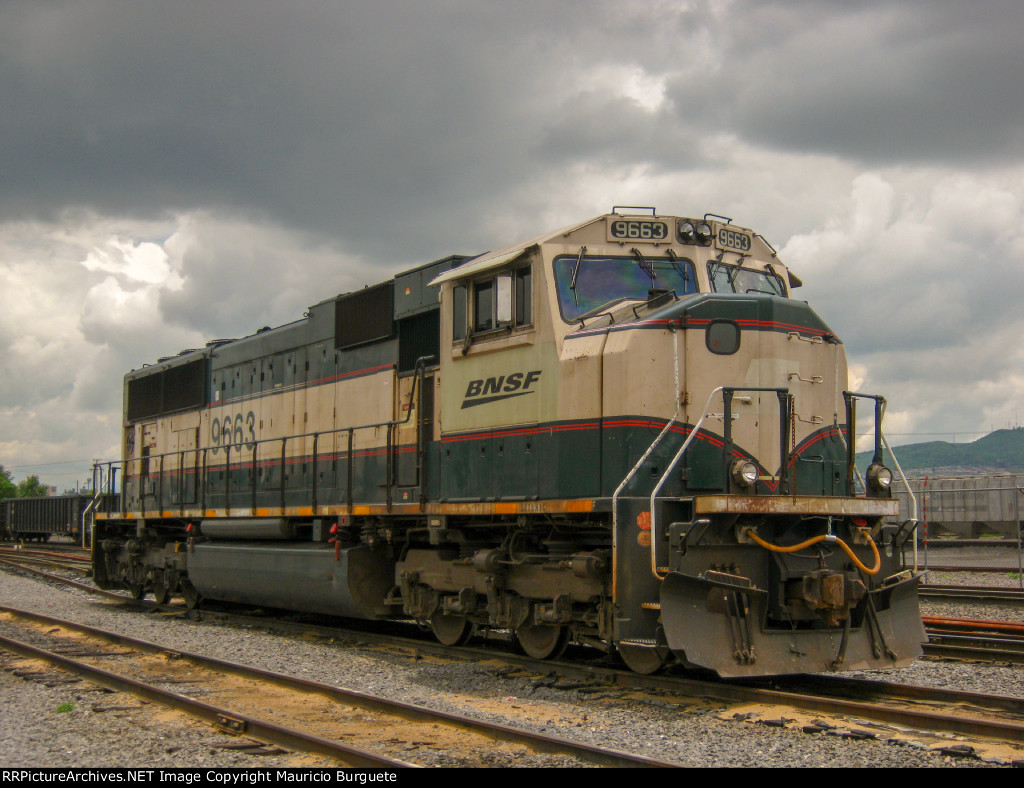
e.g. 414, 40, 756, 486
2, 0, 1023, 489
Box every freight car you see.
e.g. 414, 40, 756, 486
4, 494, 94, 542
893, 474, 1024, 540
92, 209, 924, 677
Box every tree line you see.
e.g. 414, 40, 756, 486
0, 465, 51, 500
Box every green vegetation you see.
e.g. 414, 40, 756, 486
56, 702, 74, 713
0, 465, 51, 500
858, 427, 1024, 476
15, 474, 49, 498
0, 466, 14, 500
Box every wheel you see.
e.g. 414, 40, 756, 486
152, 574, 170, 605
430, 612, 474, 647
181, 580, 202, 611
514, 623, 570, 660
127, 584, 146, 601
618, 643, 670, 675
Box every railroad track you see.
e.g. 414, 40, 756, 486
4, 559, 1024, 757
0, 542, 91, 557
921, 564, 1022, 574
920, 584, 1024, 606
0, 554, 91, 575
0, 546, 92, 574
0, 605, 681, 768
923, 615, 1024, 665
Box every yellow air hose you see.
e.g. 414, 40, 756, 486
743, 527, 881, 576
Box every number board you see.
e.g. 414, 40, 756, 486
716, 227, 752, 252
607, 219, 669, 242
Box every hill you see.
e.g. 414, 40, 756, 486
857, 427, 1024, 476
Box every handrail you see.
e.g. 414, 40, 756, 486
833, 420, 867, 493
96, 356, 436, 519
878, 399, 918, 571
611, 327, 684, 578
81, 472, 106, 549
844, 391, 918, 571
647, 386, 789, 581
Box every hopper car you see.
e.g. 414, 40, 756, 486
3, 493, 116, 543
894, 474, 1024, 540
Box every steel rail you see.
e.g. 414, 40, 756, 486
925, 615, 1024, 634
763, 673, 1024, 716
920, 585, 1024, 605
0, 546, 91, 562
6, 560, 1024, 747
295, 619, 1024, 745
0, 605, 680, 769
922, 615, 1024, 664
555, 664, 1024, 746
923, 564, 1022, 573
0, 629, 415, 769
922, 641, 1024, 665
0, 555, 90, 574
0, 559, 105, 593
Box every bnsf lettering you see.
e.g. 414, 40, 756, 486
462, 370, 542, 409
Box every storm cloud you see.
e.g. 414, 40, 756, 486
2, 0, 1023, 485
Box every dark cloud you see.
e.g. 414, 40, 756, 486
0, 2, 590, 257
664, 1, 1024, 167
4, 0, 1021, 253
1, 0, 1024, 480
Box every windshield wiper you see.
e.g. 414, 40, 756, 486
631, 248, 656, 282
569, 245, 586, 306
665, 249, 689, 284
709, 252, 727, 288
726, 254, 754, 291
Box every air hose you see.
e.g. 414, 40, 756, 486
743, 527, 881, 576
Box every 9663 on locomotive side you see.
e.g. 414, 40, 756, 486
92, 209, 924, 677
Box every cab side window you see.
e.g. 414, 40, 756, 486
452, 266, 532, 342
474, 279, 495, 332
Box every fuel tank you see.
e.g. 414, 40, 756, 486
186, 542, 395, 620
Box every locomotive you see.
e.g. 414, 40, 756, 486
92, 209, 924, 677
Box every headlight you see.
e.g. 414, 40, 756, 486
731, 459, 759, 488
678, 221, 696, 243
866, 463, 893, 492
696, 222, 713, 244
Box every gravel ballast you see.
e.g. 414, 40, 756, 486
0, 565, 1021, 768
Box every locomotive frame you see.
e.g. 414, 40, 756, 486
92, 209, 924, 677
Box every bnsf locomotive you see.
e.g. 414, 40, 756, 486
92, 209, 924, 677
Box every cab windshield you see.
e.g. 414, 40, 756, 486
708, 261, 786, 296
553, 254, 698, 322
